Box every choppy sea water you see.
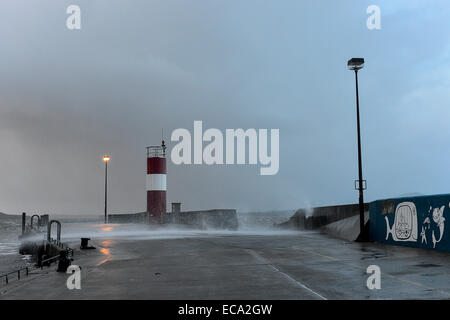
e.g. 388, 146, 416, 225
0, 215, 32, 275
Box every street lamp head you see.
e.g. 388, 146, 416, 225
103, 155, 110, 162
347, 58, 364, 71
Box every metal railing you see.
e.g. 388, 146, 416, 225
48, 237, 67, 249
146, 145, 166, 158
39, 254, 60, 269
39, 247, 74, 269
0, 244, 74, 286
0, 267, 29, 285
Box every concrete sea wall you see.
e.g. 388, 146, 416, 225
166, 209, 238, 230
108, 212, 147, 224
277, 203, 368, 230
109, 209, 239, 230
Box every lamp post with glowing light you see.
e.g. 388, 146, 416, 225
103, 155, 110, 224
347, 58, 366, 239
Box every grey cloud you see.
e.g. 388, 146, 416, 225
0, 0, 449, 215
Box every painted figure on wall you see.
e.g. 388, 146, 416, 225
385, 202, 418, 242
421, 205, 446, 248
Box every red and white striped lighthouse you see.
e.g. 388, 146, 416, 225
146, 141, 167, 224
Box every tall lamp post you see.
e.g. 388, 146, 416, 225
347, 58, 366, 240
103, 155, 110, 224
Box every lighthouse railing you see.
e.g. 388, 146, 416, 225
146, 146, 166, 158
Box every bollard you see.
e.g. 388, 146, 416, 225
57, 250, 71, 272
80, 238, 95, 249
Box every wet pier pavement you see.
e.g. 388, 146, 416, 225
1, 229, 449, 299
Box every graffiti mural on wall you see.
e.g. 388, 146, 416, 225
371, 194, 449, 252
385, 202, 418, 242
420, 205, 446, 248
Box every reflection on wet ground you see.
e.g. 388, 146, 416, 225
101, 240, 113, 247
97, 242, 112, 266
100, 248, 111, 256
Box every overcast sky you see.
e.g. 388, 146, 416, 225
0, 0, 449, 215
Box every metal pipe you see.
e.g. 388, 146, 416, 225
21, 212, 26, 235
47, 220, 62, 242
